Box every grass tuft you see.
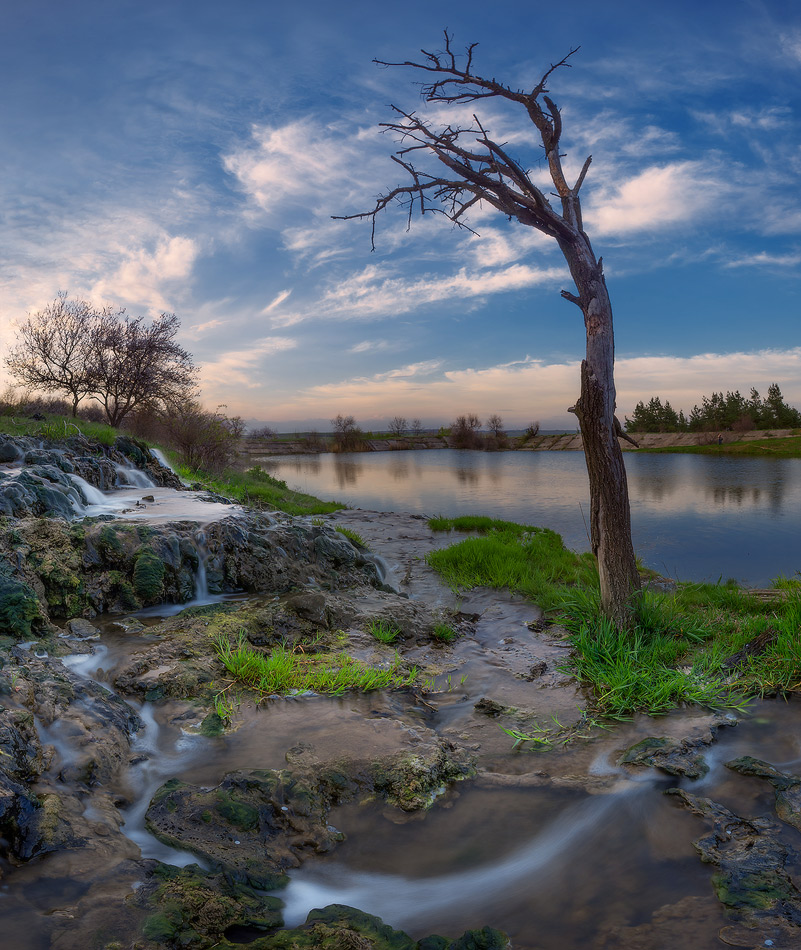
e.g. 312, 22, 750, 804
368, 618, 401, 644
334, 525, 368, 548
214, 632, 416, 695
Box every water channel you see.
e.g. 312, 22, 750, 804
256, 449, 801, 587
4, 447, 800, 948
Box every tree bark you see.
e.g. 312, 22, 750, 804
562, 238, 641, 626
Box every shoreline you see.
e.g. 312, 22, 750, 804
239, 427, 801, 459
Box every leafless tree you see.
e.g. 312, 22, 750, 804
486, 413, 505, 437
335, 33, 640, 625
525, 421, 541, 439
330, 413, 364, 451
5, 293, 103, 417
410, 418, 424, 436
90, 311, 197, 427
451, 413, 482, 448
6, 295, 197, 429
388, 415, 407, 435
160, 401, 243, 473
250, 425, 277, 439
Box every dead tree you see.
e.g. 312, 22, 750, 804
335, 32, 640, 626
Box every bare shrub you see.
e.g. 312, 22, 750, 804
250, 425, 276, 439
388, 416, 407, 436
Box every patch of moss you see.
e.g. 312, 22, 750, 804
0, 573, 42, 639
133, 548, 165, 604
215, 789, 260, 831
98, 525, 124, 561
199, 712, 225, 737
712, 868, 798, 910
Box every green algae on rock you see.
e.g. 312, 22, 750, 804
726, 756, 801, 832
214, 904, 508, 950
668, 787, 801, 945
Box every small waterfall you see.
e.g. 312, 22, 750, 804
119, 701, 207, 867
193, 530, 210, 601
67, 473, 108, 507
150, 447, 178, 475
113, 462, 155, 488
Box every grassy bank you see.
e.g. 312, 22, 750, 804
637, 434, 801, 458
0, 412, 118, 445
427, 516, 800, 718
175, 463, 343, 516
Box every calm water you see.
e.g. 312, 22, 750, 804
258, 449, 801, 586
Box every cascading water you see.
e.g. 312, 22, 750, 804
117, 701, 208, 867
113, 462, 155, 488
67, 473, 109, 507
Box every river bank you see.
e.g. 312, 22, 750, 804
1, 433, 800, 948
239, 428, 801, 460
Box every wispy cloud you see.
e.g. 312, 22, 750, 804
722, 250, 801, 269
200, 336, 298, 392
261, 289, 292, 313
270, 261, 567, 327
349, 339, 394, 354
265, 347, 801, 428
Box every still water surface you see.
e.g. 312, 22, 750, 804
258, 449, 801, 586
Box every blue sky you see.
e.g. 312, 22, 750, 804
1, 0, 799, 430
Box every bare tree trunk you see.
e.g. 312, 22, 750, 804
563, 240, 641, 627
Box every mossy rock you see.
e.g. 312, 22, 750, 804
0, 573, 42, 639
223, 904, 508, 950
135, 863, 283, 948
115, 436, 148, 467
133, 548, 166, 604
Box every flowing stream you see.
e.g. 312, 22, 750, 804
4, 454, 801, 948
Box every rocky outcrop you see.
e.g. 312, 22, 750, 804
668, 787, 801, 946
0, 434, 181, 520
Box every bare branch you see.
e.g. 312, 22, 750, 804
573, 155, 592, 194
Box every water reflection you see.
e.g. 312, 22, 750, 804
265, 449, 801, 586
333, 458, 363, 487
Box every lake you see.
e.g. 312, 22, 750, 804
256, 449, 801, 586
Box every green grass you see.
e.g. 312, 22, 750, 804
429, 515, 539, 535
0, 412, 118, 445
638, 435, 801, 459
214, 632, 416, 695
427, 519, 598, 610
424, 516, 801, 718
175, 463, 343, 516
335, 525, 367, 548
368, 618, 401, 643
431, 623, 458, 643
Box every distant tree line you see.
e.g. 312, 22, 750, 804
626, 384, 801, 433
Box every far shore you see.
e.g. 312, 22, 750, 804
238, 427, 801, 460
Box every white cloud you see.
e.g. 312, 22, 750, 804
587, 161, 730, 236
91, 235, 198, 313
223, 118, 374, 225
